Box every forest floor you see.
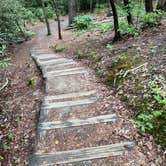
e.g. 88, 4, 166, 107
0, 16, 166, 165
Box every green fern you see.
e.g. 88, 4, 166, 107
0, 59, 11, 68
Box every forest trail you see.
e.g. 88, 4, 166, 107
28, 18, 141, 165
29, 49, 135, 165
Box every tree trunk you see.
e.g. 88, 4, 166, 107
107, 0, 112, 16
68, 0, 76, 26
76, 0, 80, 12
90, 0, 93, 13
123, 0, 133, 24
41, 0, 51, 35
109, 0, 121, 41
145, 0, 153, 13
53, 0, 62, 40
156, 0, 166, 11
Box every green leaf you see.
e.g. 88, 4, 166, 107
15, 117, 21, 122
106, 44, 113, 50
2, 143, 9, 151
152, 111, 162, 117
141, 125, 145, 132
0, 155, 4, 160
8, 132, 14, 140
0, 60, 11, 68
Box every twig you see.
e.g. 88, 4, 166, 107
0, 77, 9, 91
123, 63, 148, 78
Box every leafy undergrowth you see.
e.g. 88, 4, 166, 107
61, 18, 166, 149
105, 54, 166, 147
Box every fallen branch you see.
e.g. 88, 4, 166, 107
64, 26, 74, 31
123, 63, 148, 78
0, 77, 9, 91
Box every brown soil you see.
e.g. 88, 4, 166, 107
0, 29, 44, 166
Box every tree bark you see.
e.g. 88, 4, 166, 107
90, 0, 93, 13
156, 0, 166, 11
107, 0, 112, 16
41, 0, 51, 35
123, 0, 133, 24
109, 0, 121, 41
145, 0, 153, 13
53, 0, 62, 39
76, 0, 81, 12
68, 0, 76, 26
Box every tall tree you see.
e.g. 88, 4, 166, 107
90, 0, 93, 13
123, 0, 133, 24
107, 0, 112, 16
145, 0, 153, 13
53, 0, 62, 39
156, 0, 166, 11
41, 0, 51, 35
76, 0, 81, 12
109, 0, 121, 41
68, 0, 76, 25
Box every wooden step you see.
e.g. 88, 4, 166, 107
39, 114, 116, 130
31, 51, 50, 56
30, 142, 135, 165
44, 90, 96, 102
38, 58, 71, 65
36, 54, 60, 60
42, 98, 97, 109
44, 67, 86, 78
44, 61, 77, 70
46, 70, 88, 78
46, 67, 85, 74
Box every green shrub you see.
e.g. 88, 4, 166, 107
0, 0, 34, 56
134, 74, 166, 147
33, 7, 44, 21
141, 11, 164, 29
72, 15, 94, 31
119, 20, 140, 36
45, 5, 56, 18
50, 45, 66, 53
98, 23, 114, 33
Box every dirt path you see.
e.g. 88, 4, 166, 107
27, 18, 163, 165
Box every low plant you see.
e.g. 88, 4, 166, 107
0, 44, 7, 57
50, 45, 66, 53
134, 74, 166, 147
98, 23, 114, 33
27, 78, 35, 86
106, 44, 113, 50
0, 59, 11, 68
119, 20, 140, 36
72, 15, 94, 31
74, 50, 85, 59
107, 54, 166, 147
141, 10, 164, 29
